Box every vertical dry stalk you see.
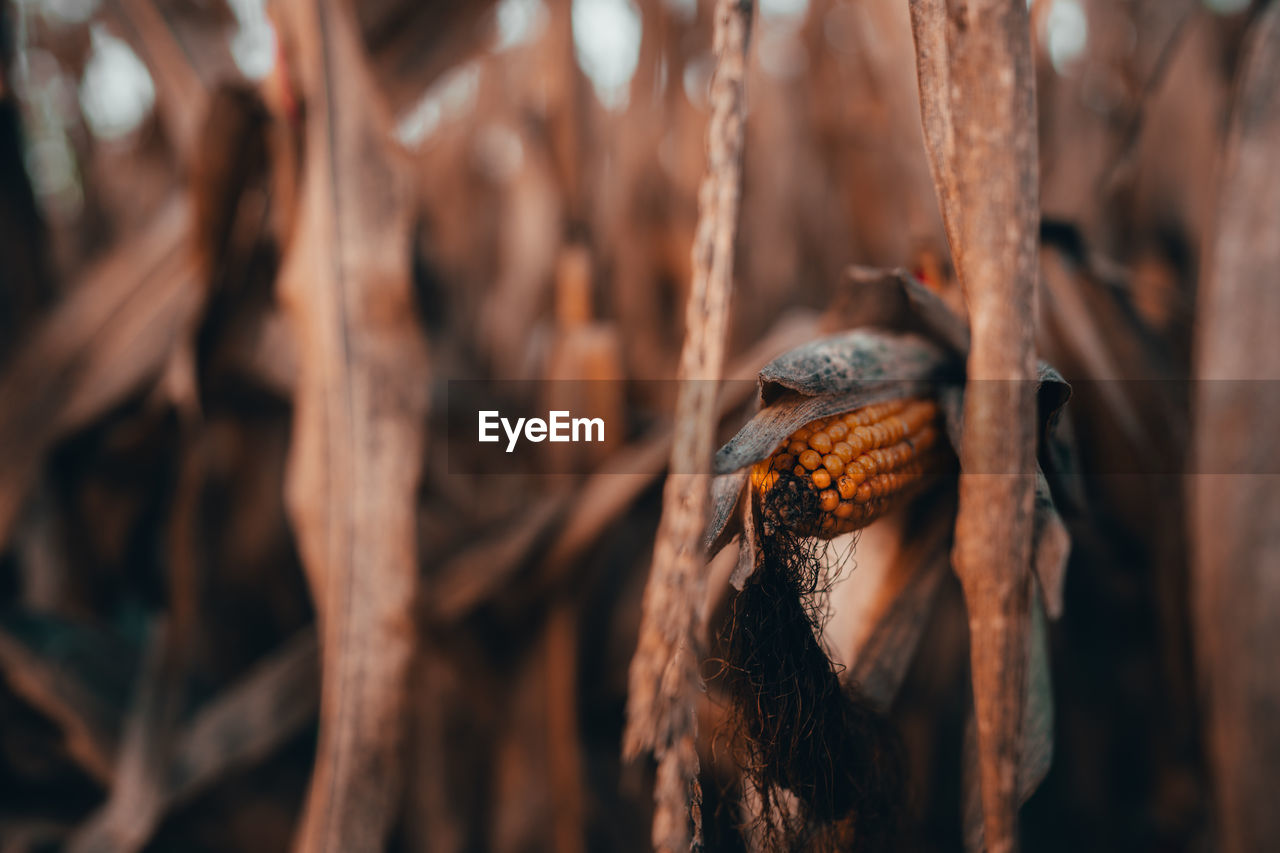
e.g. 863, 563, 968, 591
103, 0, 210, 158
1191, 4, 1280, 851
906, 2, 1039, 851
275, 0, 429, 850
623, 1, 753, 850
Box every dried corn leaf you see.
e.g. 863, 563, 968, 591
712, 330, 956, 478
838, 265, 970, 355
1191, 4, 1280, 850
837, 494, 956, 707
167, 630, 318, 805
67, 620, 179, 853
0, 612, 137, 784
705, 468, 749, 564
0, 614, 316, 829
101, 0, 226, 158
273, 0, 429, 849
357, 0, 502, 115
0, 198, 199, 550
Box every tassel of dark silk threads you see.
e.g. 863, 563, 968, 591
719, 490, 906, 851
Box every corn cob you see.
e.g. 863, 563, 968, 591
749, 397, 948, 538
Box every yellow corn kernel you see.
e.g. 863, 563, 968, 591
751, 397, 949, 538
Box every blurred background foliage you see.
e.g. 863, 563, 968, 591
0, 0, 1266, 850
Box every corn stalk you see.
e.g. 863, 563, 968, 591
274, 0, 428, 849
906, 1, 1040, 850
623, 0, 753, 850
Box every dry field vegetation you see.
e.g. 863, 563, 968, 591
0, 0, 1277, 851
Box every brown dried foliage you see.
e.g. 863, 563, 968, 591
0, 1, 1276, 852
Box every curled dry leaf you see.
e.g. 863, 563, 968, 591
837, 265, 971, 356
